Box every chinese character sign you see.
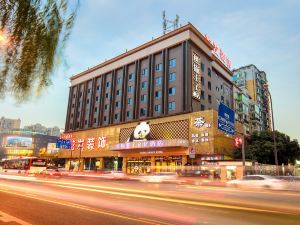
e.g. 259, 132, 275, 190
87, 138, 95, 150
98, 136, 106, 149
192, 52, 201, 101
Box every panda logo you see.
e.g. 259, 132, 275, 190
128, 121, 152, 142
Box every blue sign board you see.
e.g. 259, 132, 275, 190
56, 139, 72, 149
218, 103, 235, 135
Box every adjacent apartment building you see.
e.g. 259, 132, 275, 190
0, 117, 21, 133
59, 23, 241, 179
232, 65, 271, 133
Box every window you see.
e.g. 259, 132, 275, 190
155, 63, 162, 71
87, 89, 91, 94
97, 85, 100, 91
169, 72, 176, 81
169, 58, 176, 68
71, 113, 73, 118
95, 107, 98, 112
141, 94, 147, 102
142, 81, 148, 89
155, 90, 162, 99
106, 82, 110, 88
86, 99, 89, 104
103, 116, 107, 122
140, 108, 146, 116
129, 73, 134, 81
201, 104, 205, 110
116, 89, 121, 96
117, 77, 122, 84
105, 93, 110, 99
84, 120, 87, 125
154, 104, 161, 112
221, 96, 224, 103
216, 86, 220, 92
201, 63, 204, 72
79, 92, 82, 97
94, 118, 97, 124
96, 96, 99, 102
77, 112, 80, 118
115, 113, 119, 120
208, 81, 211, 90
168, 102, 176, 111
201, 90, 205, 99
208, 95, 212, 103
72, 103, 74, 108
127, 98, 132, 105
155, 77, 162, 85
115, 101, 120, 108
142, 68, 148, 76
104, 104, 108, 110
126, 111, 132, 118
221, 84, 223, 90
201, 77, 204, 86
208, 68, 211, 77
169, 87, 176, 96
128, 86, 133, 93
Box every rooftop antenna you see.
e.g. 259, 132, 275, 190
162, 10, 179, 35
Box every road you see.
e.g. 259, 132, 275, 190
0, 174, 299, 225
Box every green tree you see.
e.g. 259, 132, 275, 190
0, 0, 78, 102
234, 130, 300, 165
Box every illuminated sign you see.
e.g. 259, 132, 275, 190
192, 52, 201, 101
204, 34, 232, 69
6, 136, 32, 147
59, 135, 107, 151
109, 139, 189, 151
234, 137, 243, 148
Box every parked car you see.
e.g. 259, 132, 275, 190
227, 175, 285, 190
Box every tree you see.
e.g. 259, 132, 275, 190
234, 130, 300, 165
0, 0, 78, 102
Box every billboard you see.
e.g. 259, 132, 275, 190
218, 103, 235, 135
6, 136, 33, 147
56, 139, 72, 149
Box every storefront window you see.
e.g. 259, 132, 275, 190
226, 166, 237, 180
155, 156, 182, 173
126, 157, 151, 174
84, 158, 96, 170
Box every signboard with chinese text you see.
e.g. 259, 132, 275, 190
192, 52, 201, 101
204, 34, 232, 69
56, 139, 72, 149
218, 103, 235, 135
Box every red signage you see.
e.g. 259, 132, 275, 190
205, 34, 232, 69
234, 137, 243, 148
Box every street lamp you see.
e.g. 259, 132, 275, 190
264, 84, 278, 175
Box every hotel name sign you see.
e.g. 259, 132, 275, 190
109, 139, 189, 151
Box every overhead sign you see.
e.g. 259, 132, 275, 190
56, 139, 72, 149
218, 103, 235, 135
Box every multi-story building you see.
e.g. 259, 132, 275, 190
23, 124, 61, 137
233, 85, 250, 135
0, 130, 58, 159
0, 117, 21, 132
59, 23, 241, 179
232, 64, 271, 132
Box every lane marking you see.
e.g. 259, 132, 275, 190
0, 189, 169, 225
183, 185, 300, 196
0, 210, 32, 225
55, 184, 298, 215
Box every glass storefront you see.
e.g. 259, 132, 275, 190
127, 157, 151, 174
155, 156, 182, 173
84, 158, 96, 170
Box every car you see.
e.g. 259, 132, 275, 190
140, 172, 180, 183
227, 175, 285, 190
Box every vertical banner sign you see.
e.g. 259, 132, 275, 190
218, 103, 235, 135
192, 52, 201, 100
189, 147, 196, 159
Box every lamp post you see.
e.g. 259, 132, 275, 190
264, 84, 278, 175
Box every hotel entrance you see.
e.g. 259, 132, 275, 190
126, 157, 151, 174
155, 156, 182, 172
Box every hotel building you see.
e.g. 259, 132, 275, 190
59, 23, 241, 179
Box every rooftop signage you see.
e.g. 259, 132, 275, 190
109, 139, 189, 151
204, 34, 232, 69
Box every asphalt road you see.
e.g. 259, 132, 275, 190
0, 174, 299, 225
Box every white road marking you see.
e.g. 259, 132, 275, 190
0, 210, 32, 225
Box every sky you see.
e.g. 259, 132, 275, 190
0, 0, 299, 141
